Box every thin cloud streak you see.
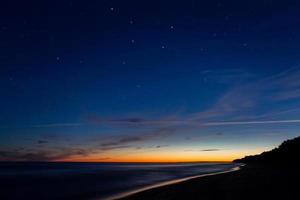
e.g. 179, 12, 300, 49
32, 123, 83, 128
185, 149, 222, 152
203, 119, 300, 126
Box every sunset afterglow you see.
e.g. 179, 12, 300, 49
1, 1, 300, 163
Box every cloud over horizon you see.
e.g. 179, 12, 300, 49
4, 67, 300, 161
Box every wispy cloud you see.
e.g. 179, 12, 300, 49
99, 145, 132, 151
200, 149, 221, 151
184, 149, 222, 152
37, 140, 48, 144
32, 123, 83, 128
0, 147, 90, 161
85, 114, 182, 127
155, 145, 169, 148
203, 119, 300, 126
97, 127, 176, 151
192, 67, 300, 122
271, 89, 300, 101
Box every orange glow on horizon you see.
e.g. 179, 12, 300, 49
58, 148, 265, 163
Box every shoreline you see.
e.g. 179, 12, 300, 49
104, 164, 243, 200
118, 164, 300, 200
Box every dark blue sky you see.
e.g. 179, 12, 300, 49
1, 0, 300, 161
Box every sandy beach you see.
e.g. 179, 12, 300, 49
120, 164, 299, 200
108, 165, 241, 200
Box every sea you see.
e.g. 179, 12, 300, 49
0, 162, 240, 200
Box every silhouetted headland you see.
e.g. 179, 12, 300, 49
121, 136, 300, 200
233, 136, 300, 165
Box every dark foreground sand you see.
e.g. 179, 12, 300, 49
120, 165, 299, 200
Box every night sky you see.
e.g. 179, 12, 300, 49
1, 0, 300, 162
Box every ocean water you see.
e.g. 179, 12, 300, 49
0, 162, 239, 200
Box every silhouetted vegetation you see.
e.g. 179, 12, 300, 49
234, 136, 300, 164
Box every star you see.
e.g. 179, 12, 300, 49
56, 56, 60, 61
170, 25, 174, 30
110, 7, 114, 11
131, 39, 135, 43
161, 45, 166, 49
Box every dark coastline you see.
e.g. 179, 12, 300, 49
120, 164, 299, 200
121, 136, 300, 200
